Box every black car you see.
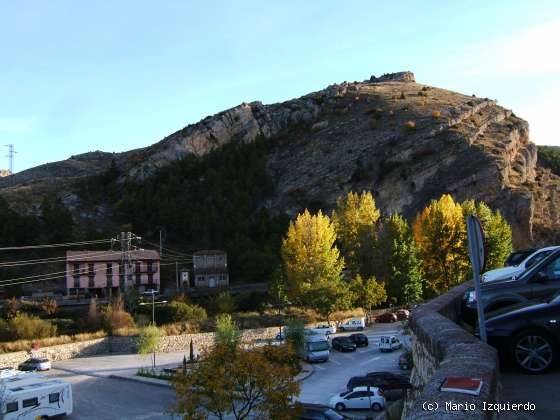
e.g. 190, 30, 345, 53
331, 337, 357, 352
349, 333, 368, 347
347, 371, 411, 392
296, 403, 349, 419
477, 291, 560, 374
505, 248, 537, 267
462, 248, 560, 324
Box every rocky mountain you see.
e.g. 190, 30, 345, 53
2, 71, 559, 248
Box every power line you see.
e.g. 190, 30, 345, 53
0, 238, 112, 252
141, 239, 192, 258
0, 250, 118, 268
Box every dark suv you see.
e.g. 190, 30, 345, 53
462, 248, 560, 323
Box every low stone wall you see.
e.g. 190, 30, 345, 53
0, 326, 280, 369
403, 282, 500, 419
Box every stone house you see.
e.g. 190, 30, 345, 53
192, 250, 229, 288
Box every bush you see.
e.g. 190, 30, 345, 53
103, 297, 135, 333
5, 314, 57, 340
213, 292, 236, 314
40, 298, 58, 317
170, 302, 207, 323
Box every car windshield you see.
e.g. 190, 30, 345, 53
308, 341, 329, 351
516, 251, 559, 282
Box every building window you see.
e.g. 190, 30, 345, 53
49, 393, 60, 403
106, 263, 113, 287
6, 402, 18, 413
22, 398, 38, 408
88, 263, 94, 276
73, 263, 80, 275
147, 261, 153, 273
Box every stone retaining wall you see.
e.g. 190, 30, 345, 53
0, 326, 280, 369
403, 282, 500, 419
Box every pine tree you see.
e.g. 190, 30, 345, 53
375, 214, 423, 305
412, 194, 469, 296
332, 191, 380, 277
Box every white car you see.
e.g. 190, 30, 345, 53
310, 323, 337, 335
328, 386, 385, 412
379, 335, 402, 352
482, 246, 559, 283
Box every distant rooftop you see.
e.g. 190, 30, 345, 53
66, 249, 160, 261
193, 250, 226, 256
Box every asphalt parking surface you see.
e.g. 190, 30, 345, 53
299, 322, 410, 418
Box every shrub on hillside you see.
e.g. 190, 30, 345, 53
40, 298, 58, 317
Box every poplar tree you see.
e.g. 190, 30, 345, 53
332, 191, 381, 277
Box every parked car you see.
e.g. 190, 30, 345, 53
505, 248, 537, 267
482, 246, 559, 283
329, 387, 385, 412
347, 372, 412, 392
339, 317, 365, 331
18, 357, 51, 371
331, 336, 357, 352
477, 290, 560, 373
462, 248, 560, 324
379, 336, 402, 352
375, 312, 397, 323
396, 309, 410, 321
314, 323, 337, 335
295, 403, 349, 419
349, 333, 368, 347
398, 350, 413, 370
298, 335, 330, 362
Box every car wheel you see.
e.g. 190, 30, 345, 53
335, 403, 346, 411
512, 330, 557, 374
371, 403, 382, 411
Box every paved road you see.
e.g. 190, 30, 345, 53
44, 323, 408, 419
299, 322, 410, 418
45, 369, 177, 420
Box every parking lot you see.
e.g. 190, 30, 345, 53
299, 321, 409, 418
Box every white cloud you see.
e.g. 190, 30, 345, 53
517, 83, 560, 145
0, 117, 33, 133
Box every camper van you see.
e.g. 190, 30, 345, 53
298, 335, 330, 362
0, 370, 73, 419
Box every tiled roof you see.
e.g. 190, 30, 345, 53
66, 249, 160, 262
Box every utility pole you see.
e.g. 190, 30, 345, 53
4, 144, 16, 174
115, 232, 141, 293
175, 261, 179, 290
159, 229, 163, 259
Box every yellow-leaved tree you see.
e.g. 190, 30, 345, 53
281, 210, 345, 317
332, 191, 380, 277
412, 194, 469, 296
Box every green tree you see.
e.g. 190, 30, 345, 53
138, 325, 161, 369
281, 210, 344, 298
375, 214, 423, 305
215, 314, 241, 351
39, 196, 75, 243
332, 191, 380, 277
173, 344, 299, 420
413, 194, 470, 296
462, 200, 513, 271
284, 318, 305, 351
349, 274, 387, 312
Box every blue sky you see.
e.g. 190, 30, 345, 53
1, 1, 560, 172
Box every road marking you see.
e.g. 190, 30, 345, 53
314, 364, 326, 370
330, 359, 342, 366
360, 356, 381, 366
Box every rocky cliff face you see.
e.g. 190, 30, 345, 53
1, 72, 558, 248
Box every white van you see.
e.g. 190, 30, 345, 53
0, 371, 73, 419
379, 335, 402, 352
298, 335, 330, 362
339, 317, 366, 331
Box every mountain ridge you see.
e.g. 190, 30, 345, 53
1, 71, 559, 249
